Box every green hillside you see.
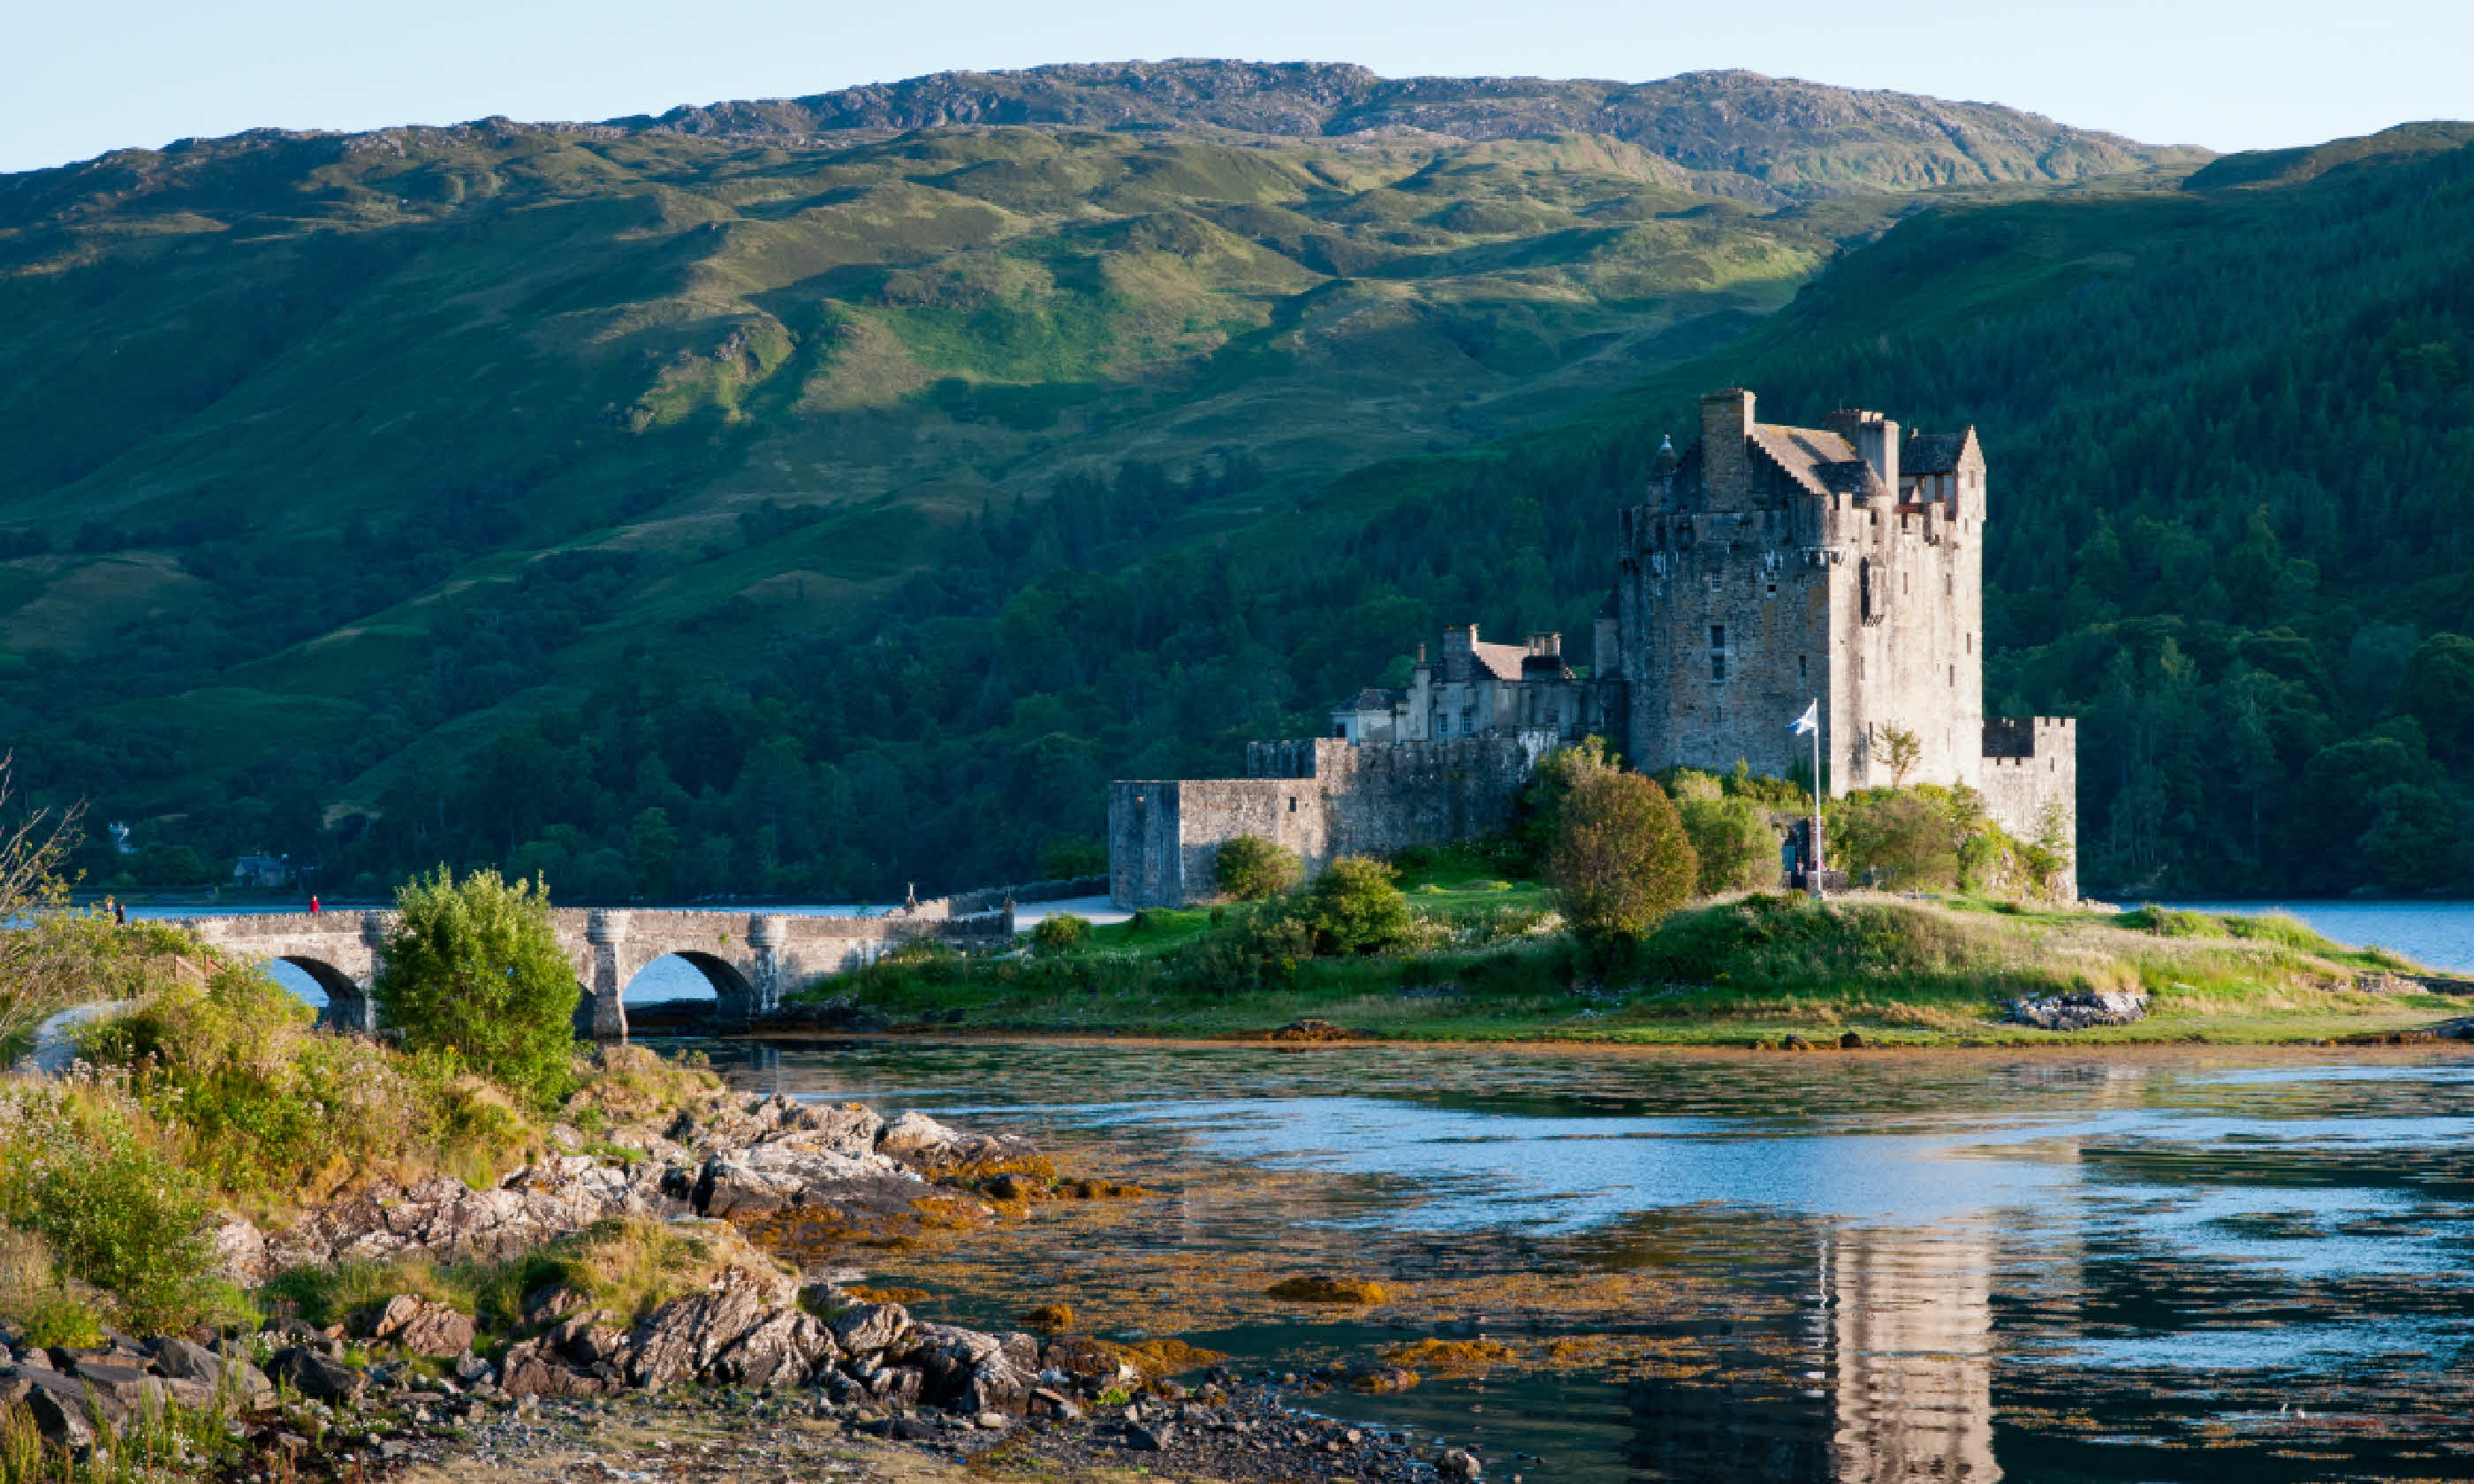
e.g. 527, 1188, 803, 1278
11, 77, 2467, 902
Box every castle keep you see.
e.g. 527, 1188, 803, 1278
1109, 388, 2076, 908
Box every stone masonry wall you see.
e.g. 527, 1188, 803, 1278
1977, 716, 2079, 899
1620, 389, 1989, 794
1109, 734, 1552, 909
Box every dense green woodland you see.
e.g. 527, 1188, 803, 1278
13, 126, 2474, 900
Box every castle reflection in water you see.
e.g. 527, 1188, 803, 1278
1621, 1224, 2003, 1483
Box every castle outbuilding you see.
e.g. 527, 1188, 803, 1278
1108, 388, 2076, 908
1331, 624, 1621, 746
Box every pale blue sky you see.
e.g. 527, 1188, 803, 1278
6, 0, 2469, 174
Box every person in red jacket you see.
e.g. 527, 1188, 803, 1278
309, 895, 321, 913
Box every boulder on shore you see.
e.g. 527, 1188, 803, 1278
371, 1294, 476, 1357
2002, 989, 2148, 1030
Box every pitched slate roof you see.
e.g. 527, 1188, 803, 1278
1470, 641, 1529, 682
1335, 687, 1405, 711
1902, 428, 1979, 474
1748, 423, 1857, 496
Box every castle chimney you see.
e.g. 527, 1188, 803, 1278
1699, 389, 1755, 509
1825, 409, 1901, 495
1858, 416, 1900, 493
1522, 632, 1565, 676
1443, 625, 1476, 684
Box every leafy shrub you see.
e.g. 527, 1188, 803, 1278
1214, 835, 1300, 901
0, 1078, 235, 1333
376, 868, 580, 1108
1513, 736, 1619, 867
1828, 788, 1962, 889
1167, 906, 1316, 995
1296, 858, 1414, 955
1031, 914, 1092, 952
1824, 784, 2068, 900
1548, 772, 1696, 944
80, 965, 537, 1207
1668, 771, 1782, 896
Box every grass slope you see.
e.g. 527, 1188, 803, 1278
808, 894, 2463, 1048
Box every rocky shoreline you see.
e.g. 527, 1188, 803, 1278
5, 1079, 1507, 1481
5, 1324, 1504, 1483
224, 1089, 1044, 1279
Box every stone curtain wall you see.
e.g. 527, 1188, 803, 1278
938, 875, 1112, 916
1978, 717, 2079, 898
1109, 734, 1552, 909
186, 902, 1012, 1041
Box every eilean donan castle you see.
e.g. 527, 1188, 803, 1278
1109, 388, 2076, 907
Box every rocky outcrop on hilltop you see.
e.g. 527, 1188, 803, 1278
619, 61, 2208, 199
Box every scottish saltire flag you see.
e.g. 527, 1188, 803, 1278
1790, 700, 1818, 735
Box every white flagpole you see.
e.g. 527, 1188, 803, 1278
1810, 696, 1824, 897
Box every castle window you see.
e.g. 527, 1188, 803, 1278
1437, 713, 1452, 738
1711, 653, 1726, 682
1946, 572, 1954, 596
1949, 665, 1956, 687
1966, 632, 1972, 654
1710, 625, 1725, 647
1765, 580, 1777, 596
1798, 655, 1808, 679
1289, 796, 1298, 813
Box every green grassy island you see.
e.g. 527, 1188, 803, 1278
790, 857, 2469, 1049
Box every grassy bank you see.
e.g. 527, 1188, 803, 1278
792, 891, 2468, 1048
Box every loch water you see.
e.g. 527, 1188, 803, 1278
680, 1038, 2474, 1484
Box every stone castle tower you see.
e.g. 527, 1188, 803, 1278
1608, 388, 2074, 883
1108, 386, 2077, 908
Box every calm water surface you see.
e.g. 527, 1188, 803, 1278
678, 1039, 2474, 1484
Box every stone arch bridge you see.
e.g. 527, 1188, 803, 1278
180, 903, 1017, 1041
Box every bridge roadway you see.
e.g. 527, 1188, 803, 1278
180, 903, 1012, 1041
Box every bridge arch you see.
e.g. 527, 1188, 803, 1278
281, 956, 373, 1031
620, 951, 758, 1026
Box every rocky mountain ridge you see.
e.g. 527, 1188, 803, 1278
622, 61, 2208, 201
4, 60, 2208, 213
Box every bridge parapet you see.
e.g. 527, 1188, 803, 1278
178, 903, 1013, 1041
